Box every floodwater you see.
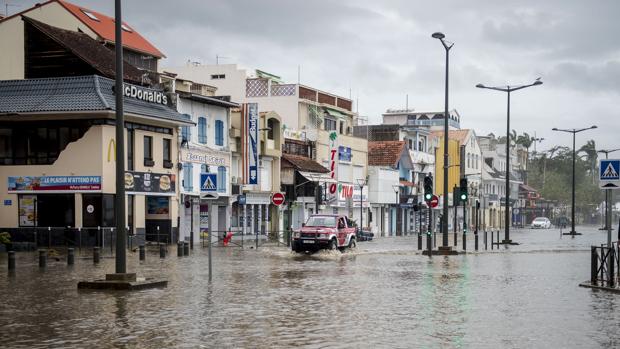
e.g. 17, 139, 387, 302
0, 227, 619, 348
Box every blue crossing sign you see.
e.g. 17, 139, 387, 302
200, 173, 217, 192
599, 159, 620, 189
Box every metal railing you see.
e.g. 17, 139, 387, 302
591, 242, 619, 288
200, 230, 293, 249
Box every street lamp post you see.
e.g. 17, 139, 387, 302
392, 185, 400, 236
552, 126, 598, 235
114, 0, 127, 275
432, 31, 453, 249
356, 178, 367, 233
597, 148, 619, 244
476, 78, 542, 244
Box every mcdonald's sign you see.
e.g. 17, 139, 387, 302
107, 139, 116, 162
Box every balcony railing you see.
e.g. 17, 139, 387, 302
406, 119, 460, 128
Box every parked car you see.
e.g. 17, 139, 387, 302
292, 214, 357, 253
531, 217, 552, 229
356, 228, 374, 242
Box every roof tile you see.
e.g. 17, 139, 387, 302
282, 154, 329, 173
368, 141, 406, 167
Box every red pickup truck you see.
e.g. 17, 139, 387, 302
292, 214, 357, 253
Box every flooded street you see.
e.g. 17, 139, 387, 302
1, 227, 619, 348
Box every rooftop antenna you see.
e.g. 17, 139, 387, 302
216, 54, 230, 65
5, 3, 20, 16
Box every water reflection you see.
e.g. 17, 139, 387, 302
0, 227, 619, 348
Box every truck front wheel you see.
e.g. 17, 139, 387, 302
329, 238, 338, 251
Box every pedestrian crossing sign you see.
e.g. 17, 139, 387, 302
200, 173, 217, 192
599, 159, 620, 189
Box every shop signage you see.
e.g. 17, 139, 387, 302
338, 146, 352, 162
122, 83, 168, 105
180, 148, 230, 167
4, 199, 11, 206
244, 103, 259, 185
8, 176, 101, 192
18, 195, 36, 227
244, 192, 271, 205
328, 131, 338, 195
338, 184, 354, 200
125, 171, 175, 194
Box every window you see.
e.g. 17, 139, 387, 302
324, 118, 337, 131
127, 129, 134, 171
201, 164, 209, 173
408, 139, 413, 150
217, 166, 226, 193
143, 135, 153, 165
339, 121, 344, 134
163, 139, 171, 162
198, 117, 207, 144
211, 74, 225, 79
267, 118, 276, 140
215, 120, 224, 146
81, 9, 100, 21
181, 126, 191, 142
163, 138, 172, 168
183, 163, 193, 191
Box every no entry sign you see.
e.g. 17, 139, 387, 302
272, 192, 285, 206
430, 195, 439, 208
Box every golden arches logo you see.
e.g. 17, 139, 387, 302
107, 139, 116, 162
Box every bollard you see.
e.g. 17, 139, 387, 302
454, 231, 457, 247
183, 241, 189, 256
491, 231, 494, 250
177, 241, 184, 257
8, 251, 15, 271
417, 232, 422, 250
463, 233, 466, 251
591, 246, 598, 284
93, 246, 100, 264
497, 231, 500, 246
484, 231, 488, 250
608, 248, 615, 288
433, 231, 436, 247
139, 245, 145, 261
475, 233, 479, 251
159, 244, 166, 258
39, 249, 47, 268
67, 248, 75, 265
426, 232, 432, 256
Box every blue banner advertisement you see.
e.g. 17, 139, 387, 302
246, 103, 259, 185
8, 176, 101, 192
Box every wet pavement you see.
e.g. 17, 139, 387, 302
0, 226, 619, 348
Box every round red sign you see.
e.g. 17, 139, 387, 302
430, 195, 439, 208
272, 192, 285, 206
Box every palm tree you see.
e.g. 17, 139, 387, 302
578, 139, 597, 184
517, 133, 534, 183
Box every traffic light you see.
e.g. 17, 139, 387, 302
459, 177, 468, 202
424, 174, 433, 202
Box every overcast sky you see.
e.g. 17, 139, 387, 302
10, 0, 620, 153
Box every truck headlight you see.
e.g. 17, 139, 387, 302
293, 231, 300, 238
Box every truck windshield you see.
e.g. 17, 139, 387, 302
305, 216, 337, 227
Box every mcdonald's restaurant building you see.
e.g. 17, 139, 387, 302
0, 75, 193, 244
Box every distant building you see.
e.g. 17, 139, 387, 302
164, 63, 369, 229
0, 0, 164, 81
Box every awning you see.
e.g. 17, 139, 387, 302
325, 108, 347, 120
298, 171, 336, 184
